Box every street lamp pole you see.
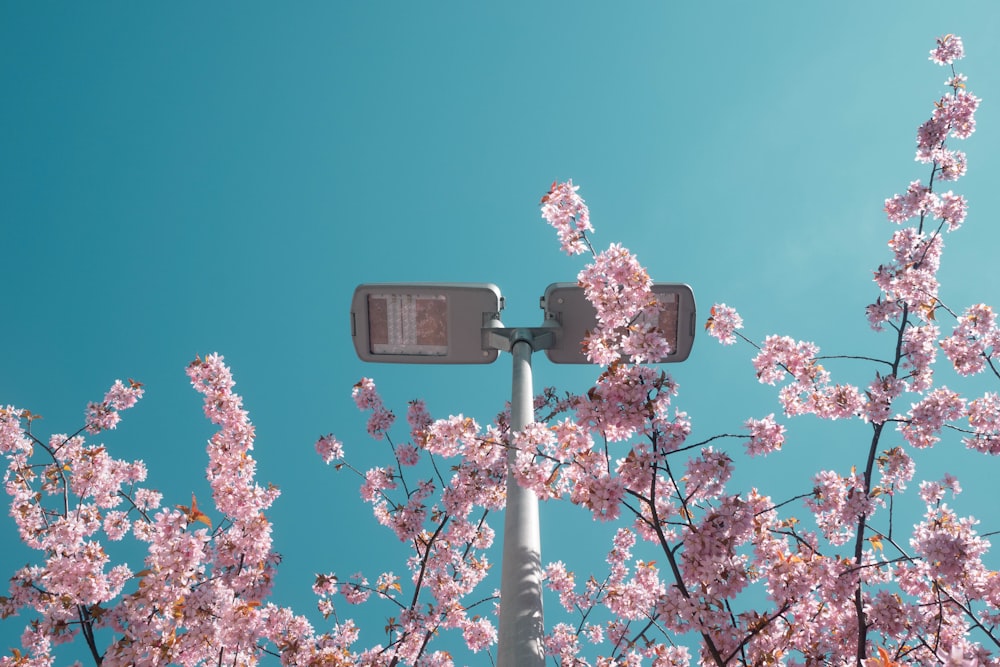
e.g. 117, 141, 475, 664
497, 332, 546, 666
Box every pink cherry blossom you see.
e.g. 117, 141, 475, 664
752, 335, 821, 386
899, 387, 966, 449
315, 433, 344, 463
873, 228, 942, 317
743, 414, 785, 456
901, 322, 939, 391
964, 392, 1000, 454
540, 179, 593, 255
876, 446, 915, 494
461, 616, 497, 653
683, 447, 732, 501
705, 303, 743, 345
863, 372, 905, 424
934, 148, 968, 180
934, 191, 968, 231
884, 180, 936, 224
941, 304, 999, 376
940, 89, 980, 140
930, 34, 964, 65
806, 468, 874, 546
578, 243, 653, 330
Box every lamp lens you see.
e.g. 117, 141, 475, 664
367, 293, 448, 355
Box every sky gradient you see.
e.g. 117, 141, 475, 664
3, 3, 1000, 663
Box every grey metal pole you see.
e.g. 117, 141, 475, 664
496, 335, 545, 667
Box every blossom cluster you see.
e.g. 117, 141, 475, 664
2, 357, 337, 667
321, 377, 504, 664
540, 180, 593, 255
694, 35, 1000, 665
941, 304, 1000, 376
704, 303, 743, 345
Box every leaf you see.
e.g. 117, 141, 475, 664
705, 312, 716, 331
539, 181, 558, 205
89, 603, 107, 621
177, 493, 213, 528
869, 646, 901, 667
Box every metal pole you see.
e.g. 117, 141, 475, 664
496, 335, 545, 667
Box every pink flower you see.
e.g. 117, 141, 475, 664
103, 510, 131, 541
583, 623, 604, 644
884, 180, 935, 223
460, 616, 496, 653
621, 326, 672, 364
544, 622, 581, 662
395, 443, 420, 466
540, 180, 593, 255
103, 379, 143, 410
940, 89, 980, 140
873, 228, 942, 316
964, 392, 1000, 454
807, 469, 874, 545
752, 335, 820, 386
876, 446, 915, 494
866, 296, 904, 330
901, 323, 939, 391
941, 304, 999, 376
706, 303, 743, 345
684, 447, 732, 500
315, 434, 344, 464
84, 401, 120, 434
340, 575, 371, 604
544, 561, 580, 612
351, 378, 395, 440
930, 34, 964, 65
578, 243, 653, 329
933, 148, 968, 180
573, 472, 624, 521
406, 399, 432, 444
899, 387, 966, 448
351, 377, 380, 410
359, 466, 396, 502
743, 414, 785, 456
934, 191, 968, 231
132, 487, 163, 511
910, 502, 986, 590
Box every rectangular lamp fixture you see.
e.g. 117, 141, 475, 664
351, 283, 503, 364
540, 282, 696, 364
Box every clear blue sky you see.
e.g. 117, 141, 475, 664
3, 3, 1000, 664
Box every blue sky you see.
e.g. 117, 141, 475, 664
3, 3, 1000, 664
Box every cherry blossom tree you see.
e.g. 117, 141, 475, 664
1, 34, 996, 666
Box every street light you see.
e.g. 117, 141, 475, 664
350, 283, 504, 364
350, 281, 696, 667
